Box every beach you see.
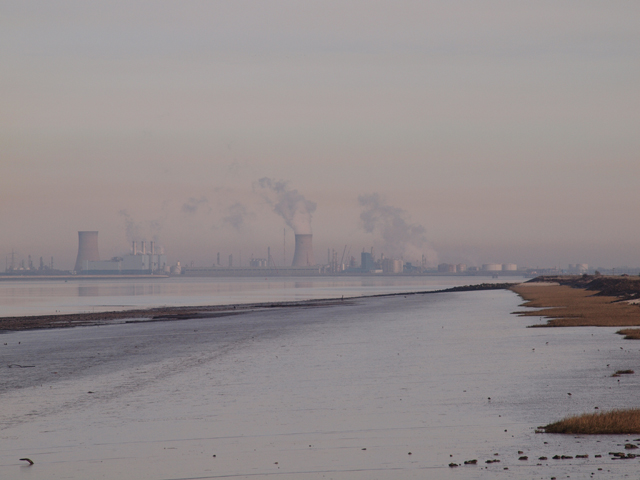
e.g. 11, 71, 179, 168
2, 278, 640, 478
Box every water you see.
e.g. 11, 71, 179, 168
0, 275, 521, 317
1, 286, 638, 479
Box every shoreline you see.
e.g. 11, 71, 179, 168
511, 275, 640, 328
0, 282, 515, 332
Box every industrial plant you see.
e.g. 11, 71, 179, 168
2, 229, 609, 278
74, 232, 168, 274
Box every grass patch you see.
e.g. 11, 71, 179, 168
612, 370, 634, 377
544, 409, 640, 434
617, 328, 640, 339
510, 284, 640, 327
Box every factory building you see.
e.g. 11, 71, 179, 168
438, 263, 457, 273
249, 258, 268, 268
381, 258, 403, 274
78, 239, 167, 274
361, 251, 375, 272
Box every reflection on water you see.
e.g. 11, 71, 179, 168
0, 276, 527, 317
77, 285, 100, 297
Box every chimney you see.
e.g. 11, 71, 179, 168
292, 234, 315, 267
74, 231, 100, 272
133, 241, 137, 255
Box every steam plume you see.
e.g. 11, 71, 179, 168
257, 178, 316, 234
181, 196, 210, 214
118, 209, 163, 243
358, 193, 437, 262
119, 209, 142, 241
223, 202, 252, 230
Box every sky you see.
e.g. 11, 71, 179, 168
2, 1, 639, 270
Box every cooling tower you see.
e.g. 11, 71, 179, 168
74, 231, 100, 272
291, 234, 315, 267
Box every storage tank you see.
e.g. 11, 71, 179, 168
482, 263, 502, 272
502, 263, 517, 271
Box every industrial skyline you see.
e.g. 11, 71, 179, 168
5, 229, 624, 277
2, 2, 639, 270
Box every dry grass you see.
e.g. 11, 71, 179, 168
510, 284, 640, 327
544, 409, 640, 434
617, 328, 640, 339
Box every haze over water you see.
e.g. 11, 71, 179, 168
2, 2, 640, 270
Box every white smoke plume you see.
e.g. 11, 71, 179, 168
358, 193, 437, 263
256, 178, 316, 234
118, 209, 142, 241
118, 209, 163, 243
223, 202, 252, 230
181, 196, 210, 214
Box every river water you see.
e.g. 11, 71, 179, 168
1, 278, 639, 479
0, 275, 518, 317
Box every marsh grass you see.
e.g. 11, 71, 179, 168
617, 328, 640, 339
544, 409, 640, 434
510, 284, 640, 327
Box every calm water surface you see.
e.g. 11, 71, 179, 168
0, 275, 522, 317
1, 287, 638, 479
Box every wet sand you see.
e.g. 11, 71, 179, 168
2, 289, 640, 479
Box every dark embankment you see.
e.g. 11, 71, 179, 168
0, 299, 353, 332
531, 274, 640, 301
0, 282, 517, 332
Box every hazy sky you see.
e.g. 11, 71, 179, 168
2, 1, 639, 270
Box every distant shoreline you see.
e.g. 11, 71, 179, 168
0, 282, 516, 332
0, 271, 529, 281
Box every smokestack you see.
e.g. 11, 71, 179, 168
142, 241, 146, 255
133, 241, 137, 255
150, 241, 155, 255
292, 234, 315, 267
74, 231, 100, 272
